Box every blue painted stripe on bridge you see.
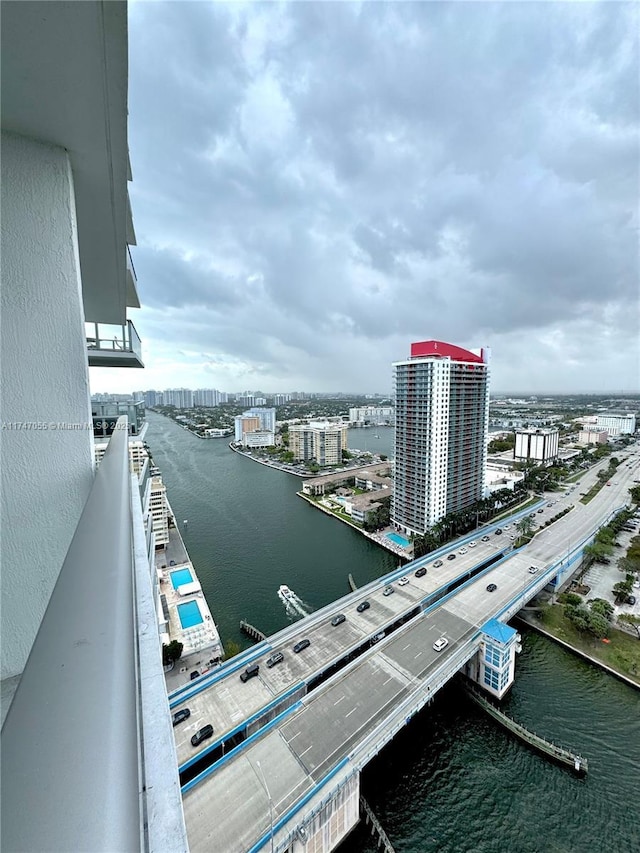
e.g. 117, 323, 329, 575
181, 700, 304, 794
246, 757, 352, 853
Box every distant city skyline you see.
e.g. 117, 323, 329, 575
91, 2, 638, 396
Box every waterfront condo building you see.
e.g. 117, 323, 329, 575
392, 340, 490, 536
290, 422, 349, 467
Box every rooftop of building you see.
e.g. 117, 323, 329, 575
481, 618, 517, 644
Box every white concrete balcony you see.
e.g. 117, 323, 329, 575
87, 319, 144, 368
1, 417, 187, 852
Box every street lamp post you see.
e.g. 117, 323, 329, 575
255, 760, 274, 853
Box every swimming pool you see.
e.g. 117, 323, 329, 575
170, 567, 193, 590
177, 600, 203, 629
386, 532, 411, 548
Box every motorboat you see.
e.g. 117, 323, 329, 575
278, 584, 295, 602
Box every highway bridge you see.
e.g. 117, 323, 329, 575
171, 448, 639, 853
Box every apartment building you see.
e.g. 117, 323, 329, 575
596, 413, 636, 436
1, 4, 187, 849
392, 340, 490, 536
290, 422, 349, 466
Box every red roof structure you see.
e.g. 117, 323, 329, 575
410, 340, 484, 363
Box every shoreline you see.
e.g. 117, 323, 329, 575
516, 612, 639, 691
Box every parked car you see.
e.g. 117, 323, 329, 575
486, 583, 498, 592
240, 663, 260, 682
266, 652, 284, 668
356, 601, 371, 612
383, 585, 394, 596
627, 596, 637, 606
398, 576, 410, 586
433, 560, 443, 568
414, 567, 427, 578
503, 525, 511, 531
191, 724, 214, 747
331, 613, 346, 626
190, 671, 200, 681
293, 639, 311, 653
172, 708, 191, 727
433, 637, 449, 652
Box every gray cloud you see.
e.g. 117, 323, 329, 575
97, 0, 640, 395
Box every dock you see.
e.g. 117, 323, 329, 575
240, 620, 266, 642
360, 796, 396, 853
464, 683, 588, 775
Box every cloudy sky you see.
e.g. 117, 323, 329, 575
91, 1, 639, 395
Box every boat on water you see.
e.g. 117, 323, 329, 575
278, 584, 295, 602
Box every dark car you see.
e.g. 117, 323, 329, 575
356, 601, 371, 612
266, 652, 284, 668
627, 596, 637, 605
447, 553, 456, 561
293, 638, 311, 653
189, 670, 200, 681
486, 583, 497, 592
240, 663, 260, 682
331, 613, 346, 626
172, 708, 191, 727
537, 509, 544, 513
495, 529, 502, 535
191, 724, 214, 747
414, 567, 427, 578
169, 560, 176, 566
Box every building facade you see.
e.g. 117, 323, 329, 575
513, 427, 559, 464
290, 422, 349, 466
392, 340, 490, 536
349, 406, 395, 425
596, 413, 636, 436
577, 429, 609, 446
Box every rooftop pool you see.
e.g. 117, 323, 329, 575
386, 532, 411, 548
177, 600, 203, 629
170, 567, 194, 590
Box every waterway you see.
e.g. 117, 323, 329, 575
146, 412, 640, 853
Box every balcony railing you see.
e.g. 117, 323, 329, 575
1, 417, 188, 852
87, 319, 144, 368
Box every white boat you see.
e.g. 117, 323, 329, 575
278, 584, 295, 602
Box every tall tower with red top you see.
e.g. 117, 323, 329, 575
392, 340, 491, 536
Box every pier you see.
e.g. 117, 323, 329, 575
464, 683, 588, 775
360, 797, 396, 853
239, 620, 266, 642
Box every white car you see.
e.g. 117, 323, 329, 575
528, 566, 539, 574
468, 541, 477, 548
503, 524, 511, 531
398, 576, 410, 586
433, 637, 449, 652
459, 547, 468, 555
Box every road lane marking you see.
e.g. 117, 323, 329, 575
345, 707, 357, 718
414, 651, 423, 658
299, 745, 313, 757
334, 696, 345, 706
402, 643, 411, 650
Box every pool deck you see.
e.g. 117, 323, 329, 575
156, 508, 223, 682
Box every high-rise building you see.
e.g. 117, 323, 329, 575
289, 422, 349, 466
514, 428, 559, 464
244, 407, 276, 433
392, 340, 490, 536
596, 413, 636, 436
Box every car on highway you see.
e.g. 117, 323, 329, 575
433, 637, 449, 652
503, 525, 511, 531
172, 708, 191, 727
509, 534, 516, 540
481, 535, 491, 542
266, 652, 284, 667
191, 724, 214, 747
398, 576, 410, 586
447, 553, 456, 561
459, 547, 468, 555
331, 613, 346, 626
537, 508, 544, 513
494, 529, 502, 535
240, 663, 260, 682
528, 566, 539, 574
293, 639, 311, 653
468, 541, 477, 548
415, 567, 427, 578
547, 503, 553, 507
486, 583, 498, 592
356, 601, 371, 612
433, 560, 443, 568
383, 585, 394, 596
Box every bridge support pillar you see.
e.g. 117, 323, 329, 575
285, 771, 360, 853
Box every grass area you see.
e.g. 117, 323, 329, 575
303, 494, 364, 529
536, 603, 640, 683
581, 481, 604, 504
492, 496, 540, 523
566, 471, 585, 483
